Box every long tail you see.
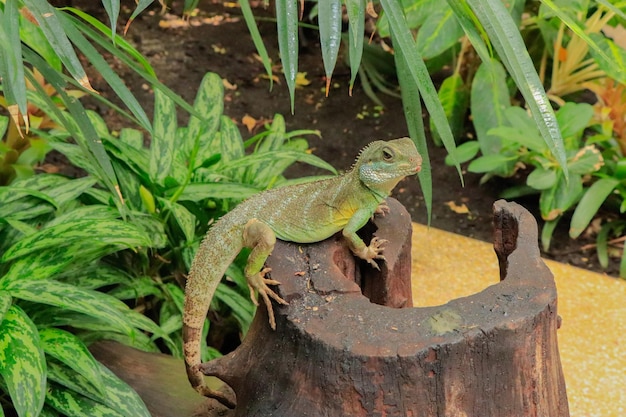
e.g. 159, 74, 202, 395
183, 219, 243, 408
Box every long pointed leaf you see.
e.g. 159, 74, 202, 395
240, 0, 273, 90
22, 0, 93, 90
394, 41, 432, 224
0, 305, 46, 417
569, 178, 619, 238
276, 0, 299, 112
319, 0, 342, 93
56, 11, 152, 131
101, 0, 120, 40
467, 0, 567, 176
345, 0, 365, 93
0, 1, 28, 130
380, 0, 462, 181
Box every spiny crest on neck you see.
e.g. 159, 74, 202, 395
350, 140, 385, 171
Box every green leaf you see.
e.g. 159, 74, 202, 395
345, 0, 365, 92
172, 182, 261, 202
467, 0, 567, 175
568, 146, 603, 176
22, 0, 92, 90
55, 12, 149, 131
160, 199, 196, 243
539, 172, 582, 220
0, 291, 12, 323
541, 217, 560, 251
101, 0, 120, 39
187, 73, 224, 164
319, 0, 342, 88
1, 219, 151, 262
468, 154, 513, 173
556, 102, 594, 139
240, 0, 273, 89
0, 305, 46, 417
381, 0, 462, 181
39, 328, 105, 396
416, 7, 463, 59
394, 42, 432, 224
276, 0, 299, 113
527, 167, 557, 190
5, 280, 138, 336
215, 284, 255, 334
569, 178, 619, 238
471, 60, 510, 155
444, 141, 480, 165
432, 73, 469, 145
150, 88, 177, 185
0, 0, 28, 127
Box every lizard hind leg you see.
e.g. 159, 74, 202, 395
243, 219, 289, 330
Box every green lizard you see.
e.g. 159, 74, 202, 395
183, 137, 421, 405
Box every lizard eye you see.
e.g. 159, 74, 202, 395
382, 147, 394, 161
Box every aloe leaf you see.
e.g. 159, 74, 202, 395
22, 0, 93, 91
150, 89, 177, 185
569, 178, 619, 238
0, 305, 46, 417
319, 0, 342, 92
240, 0, 274, 90
471, 59, 510, 155
39, 328, 106, 396
381, 0, 462, 181
276, 0, 299, 112
467, 0, 567, 175
394, 41, 432, 224
0, 1, 28, 130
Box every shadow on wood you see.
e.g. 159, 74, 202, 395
92, 198, 569, 417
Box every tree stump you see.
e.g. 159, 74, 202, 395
92, 199, 569, 417
198, 198, 569, 416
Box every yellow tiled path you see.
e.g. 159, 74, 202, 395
410, 223, 626, 417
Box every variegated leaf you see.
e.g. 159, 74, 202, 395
46, 361, 151, 417
1, 219, 152, 262
0, 305, 46, 417
150, 88, 177, 185
6, 279, 137, 336
0, 291, 12, 322
187, 72, 224, 163
39, 328, 105, 395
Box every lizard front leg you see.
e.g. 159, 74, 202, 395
343, 208, 388, 270
243, 219, 288, 330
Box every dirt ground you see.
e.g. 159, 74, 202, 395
74, 0, 619, 276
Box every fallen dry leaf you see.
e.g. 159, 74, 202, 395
444, 201, 470, 214
242, 114, 257, 132
295, 72, 311, 88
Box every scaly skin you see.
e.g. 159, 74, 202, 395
183, 137, 422, 406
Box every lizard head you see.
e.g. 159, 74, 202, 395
355, 137, 422, 195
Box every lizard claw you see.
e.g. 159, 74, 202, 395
247, 267, 289, 330
354, 236, 388, 270
374, 201, 391, 217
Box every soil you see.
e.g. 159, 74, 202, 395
72, 0, 619, 276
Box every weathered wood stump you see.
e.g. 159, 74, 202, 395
92, 199, 569, 417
